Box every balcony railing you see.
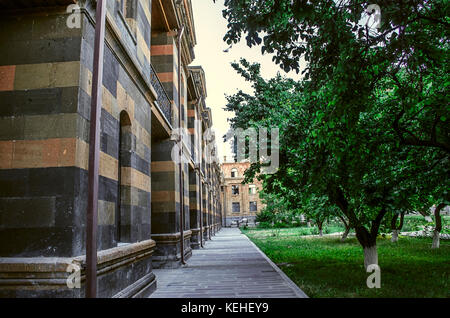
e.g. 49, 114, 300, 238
150, 63, 172, 125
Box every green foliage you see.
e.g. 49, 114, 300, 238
243, 228, 450, 297
402, 215, 450, 233
225, 58, 450, 249
255, 190, 305, 227
218, 0, 449, 251
299, 195, 341, 228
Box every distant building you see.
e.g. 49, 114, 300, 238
220, 160, 265, 226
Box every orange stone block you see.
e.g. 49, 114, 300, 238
152, 191, 176, 202
58, 138, 77, 167
9, 138, 78, 169
157, 72, 173, 83
151, 161, 175, 172
151, 45, 174, 56
0, 65, 16, 91
12, 140, 43, 169
0, 141, 13, 169
41, 138, 61, 167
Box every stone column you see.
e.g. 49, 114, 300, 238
189, 166, 201, 249
150, 31, 192, 268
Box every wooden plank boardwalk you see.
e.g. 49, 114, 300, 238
150, 228, 308, 298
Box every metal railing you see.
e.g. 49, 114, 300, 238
150, 63, 172, 124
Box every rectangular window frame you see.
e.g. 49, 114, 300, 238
118, 0, 138, 45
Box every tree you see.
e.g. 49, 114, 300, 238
338, 214, 351, 242
300, 195, 341, 237
408, 164, 449, 248
431, 203, 446, 248
224, 59, 448, 269
389, 211, 406, 243
219, 0, 449, 164
218, 0, 449, 268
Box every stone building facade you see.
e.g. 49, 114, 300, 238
0, 0, 222, 298
221, 161, 265, 226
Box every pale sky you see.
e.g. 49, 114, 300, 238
190, 0, 302, 163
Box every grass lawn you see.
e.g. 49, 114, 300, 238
242, 228, 450, 298
242, 225, 347, 237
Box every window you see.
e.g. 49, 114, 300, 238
231, 185, 239, 195
250, 201, 258, 212
117, 111, 132, 243
232, 202, 240, 213
120, 0, 137, 39
231, 168, 238, 178
249, 185, 257, 195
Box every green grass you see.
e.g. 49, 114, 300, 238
242, 228, 450, 298
247, 225, 347, 237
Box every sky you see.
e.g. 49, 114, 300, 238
190, 0, 301, 163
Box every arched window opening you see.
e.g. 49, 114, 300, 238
117, 111, 132, 244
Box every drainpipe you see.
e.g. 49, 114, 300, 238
86, 0, 107, 298
208, 185, 212, 240
197, 96, 204, 248
176, 25, 186, 265
199, 178, 204, 248
205, 181, 209, 240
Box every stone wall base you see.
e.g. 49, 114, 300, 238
190, 228, 202, 249
151, 231, 192, 268
203, 226, 211, 241
0, 239, 157, 298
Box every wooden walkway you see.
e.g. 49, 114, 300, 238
150, 228, 307, 298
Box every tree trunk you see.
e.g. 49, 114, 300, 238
390, 212, 405, 243
317, 220, 323, 237
333, 192, 385, 269
341, 226, 350, 241
431, 230, 440, 249
398, 211, 405, 230
355, 225, 379, 270
338, 215, 350, 241
390, 213, 399, 242
432, 203, 444, 249
363, 245, 378, 270
391, 230, 400, 242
